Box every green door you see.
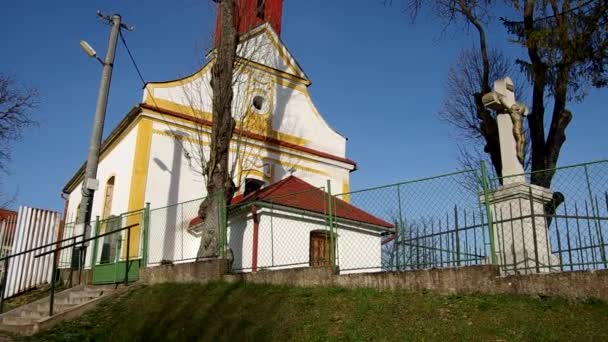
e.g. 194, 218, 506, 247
91, 211, 146, 284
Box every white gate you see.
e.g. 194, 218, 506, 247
2, 207, 60, 298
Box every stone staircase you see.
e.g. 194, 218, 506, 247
0, 284, 122, 335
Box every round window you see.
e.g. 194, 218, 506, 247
252, 95, 266, 111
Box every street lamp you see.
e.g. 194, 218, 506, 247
74, 13, 125, 275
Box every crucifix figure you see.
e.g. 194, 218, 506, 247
482, 77, 529, 183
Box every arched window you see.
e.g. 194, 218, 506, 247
74, 203, 81, 224
102, 177, 115, 219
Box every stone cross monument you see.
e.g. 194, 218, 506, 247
481, 77, 528, 184
482, 77, 559, 274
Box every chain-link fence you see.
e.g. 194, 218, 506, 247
139, 159, 607, 277
148, 194, 225, 266
334, 169, 490, 273
487, 160, 608, 274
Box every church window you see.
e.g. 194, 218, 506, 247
102, 176, 115, 219
244, 178, 265, 196
256, 0, 265, 19
252, 95, 265, 111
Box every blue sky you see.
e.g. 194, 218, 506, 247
1, 0, 606, 212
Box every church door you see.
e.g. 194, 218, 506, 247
309, 231, 331, 266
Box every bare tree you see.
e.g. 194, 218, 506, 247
0, 73, 38, 205
439, 48, 530, 178
188, 0, 239, 258
180, 0, 299, 258
392, 0, 607, 197
503, 0, 608, 187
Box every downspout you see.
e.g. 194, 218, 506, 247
56, 192, 70, 285
58, 193, 70, 243
251, 204, 260, 272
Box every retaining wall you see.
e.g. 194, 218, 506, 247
139, 261, 608, 301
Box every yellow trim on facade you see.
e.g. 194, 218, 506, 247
342, 181, 350, 203
151, 128, 330, 178
142, 99, 309, 147
143, 98, 212, 122
241, 169, 272, 182
125, 118, 153, 258
145, 62, 213, 92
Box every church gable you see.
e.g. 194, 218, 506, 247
236, 23, 309, 83
142, 33, 350, 165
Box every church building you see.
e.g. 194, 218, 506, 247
62, 0, 391, 275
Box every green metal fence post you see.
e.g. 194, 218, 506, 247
142, 203, 150, 267
326, 180, 335, 268
90, 216, 101, 271
584, 165, 607, 267
396, 184, 403, 271
218, 191, 226, 259
480, 161, 497, 265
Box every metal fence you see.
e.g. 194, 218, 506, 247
487, 160, 608, 274
148, 194, 224, 266
141, 159, 607, 277
334, 169, 490, 273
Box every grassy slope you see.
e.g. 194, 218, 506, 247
21, 282, 608, 341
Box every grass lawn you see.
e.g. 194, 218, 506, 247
18, 281, 608, 341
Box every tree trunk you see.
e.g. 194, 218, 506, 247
197, 0, 239, 259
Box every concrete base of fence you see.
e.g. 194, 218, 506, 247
140, 262, 608, 301
493, 269, 608, 300
223, 266, 336, 287
140, 259, 230, 284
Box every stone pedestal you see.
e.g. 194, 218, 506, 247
482, 182, 560, 275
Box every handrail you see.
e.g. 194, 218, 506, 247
34, 223, 139, 259
0, 233, 85, 262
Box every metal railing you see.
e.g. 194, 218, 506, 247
33, 222, 139, 316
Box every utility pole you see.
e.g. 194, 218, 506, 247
76, 12, 132, 248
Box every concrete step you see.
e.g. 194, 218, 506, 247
2, 316, 33, 326
0, 282, 134, 335
55, 297, 89, 306
20, 310, 44, 320
70, 291, 103, 300
37, 303, 76, 313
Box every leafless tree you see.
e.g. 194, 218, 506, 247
0, 73, 38, 206
390, 0, 608, 194
439, 47, 530, 190
503, 0, 608, 188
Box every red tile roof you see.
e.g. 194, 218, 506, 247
190, 176, 393, 229
0, 209, 16, 221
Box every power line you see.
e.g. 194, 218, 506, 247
117, 30, 210, 172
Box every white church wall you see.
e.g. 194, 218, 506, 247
64, 126, 139, 221
228, 207, 383, 273
335, 222, 383, 274
143, 114, 349, 209
145, 204, 383, 274
146, 124, 207, 210
63, 124, 139, 269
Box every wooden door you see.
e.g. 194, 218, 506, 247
309, 231, 330, 266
